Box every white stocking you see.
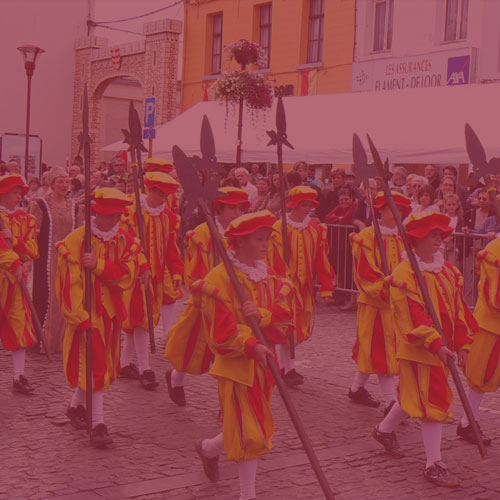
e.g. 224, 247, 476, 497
133, 328, 150, 374
70, 387, 86, 408
421, 421, 442, 468
276, 343, 295, 374
171, 369, 186, 388
460, 388, 485, 426
161, 304, 176, 341
378, 401, 408, 433
12, 349, 26, 380
201, 432, 224, 458
350, 370, 370, 392
92, 390, 105, 427
377, 374, 398, 406
120, 332, 135, 367
238, 459, 258, 500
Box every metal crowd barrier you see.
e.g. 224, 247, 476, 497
325, 224, 489, 309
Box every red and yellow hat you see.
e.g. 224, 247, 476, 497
144, 157, 175, 174
213, 186, 250, 211
373, 191, 412, 218
144, 171, 179, 194
92, 187, 132, 215
0, 174, 29, 195
287, 185, 319, 208
405, 212, 453, 242
225, 210, 276, 244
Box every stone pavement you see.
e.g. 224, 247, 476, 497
0, 301, 499, 500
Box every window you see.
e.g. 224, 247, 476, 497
444, 0, 469, 41
211, 13, 223, 74
259, 4, 272, 68
307, 0, 325, 64
373, 0, 394, 52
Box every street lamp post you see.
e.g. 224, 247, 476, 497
17, 45, 45, 179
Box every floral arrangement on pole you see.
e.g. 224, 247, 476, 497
210, 40, 273, 111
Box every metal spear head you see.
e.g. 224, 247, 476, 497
352, 133, 374, 181
266, 93, 294, 150
465, 123, 493, 186
173, 115, 224, 217
122, 101, 147, 161
77, 83, 92, 160
366, 133, 391, 182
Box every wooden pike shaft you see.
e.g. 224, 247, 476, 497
200, 198, 335, 500
380, 181, 488, 459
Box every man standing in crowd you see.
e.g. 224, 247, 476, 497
424, 164, 441, 194
235, 167, 258, 202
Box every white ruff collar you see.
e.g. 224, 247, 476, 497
403, 250, 444, 273
378, 224, 398, 236
215, 217, 226, 237
227, 250, 268, 282
0, 204, 17, 215
140, 193, 165, 216
91, 217, 120, 241
287, 214, 311, 230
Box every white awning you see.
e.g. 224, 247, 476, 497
102, 82, 499, 165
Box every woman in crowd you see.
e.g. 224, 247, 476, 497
442, 193, 464, 266
318, 167, 346, 220
249, 177, 270, 212
261, 171, 284, 217
436, 177, 457, 212
30, 167, 83, 354
27, 177, 43, 202
409, 175, 427, 210
413, 184, 440, 216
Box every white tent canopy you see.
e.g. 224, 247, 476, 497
102, 83, 500, 165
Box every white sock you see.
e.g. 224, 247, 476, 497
276, 344, 295, 374
161, 304, 176, 341
378, 401, 408, 433
133, 328, 151, 374
377, 374, 398, 407
421, 421, 442, 468
171, 369, 186, 388
460, 388, 485, 426
12, 349, 26, 380
201, 432, 224, 458
120, 332, 135, 367
92, 390, 105, 427
238, 459, 258, 500
70, 387, 86, 408
350, 371, 370, 392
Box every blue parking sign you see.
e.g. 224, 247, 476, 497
144, 97, 156, 127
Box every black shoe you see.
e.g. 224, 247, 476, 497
165, 369, 186, 406
90, 423, 113, 448
383, 400, 396, 417
283, 369, 304, 387
371, 426, 405, 457
120, 363, 140, 380
139, 369, 159, 390
13, 375, 34, 394
349, 387, 380, 407
456, 422, 492, 446
66, 405, 87, 430
195, 440, 219, 482
423, 461, 459, 488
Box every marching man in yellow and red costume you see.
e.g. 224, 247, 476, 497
457, 233, 500, 446
0, 174, 39, 394
144, 157, 180, 214
193, 210, 294, 500
269, 185, 335, 386
372, 212, 478, 488
55, 188, 138, 447
120, 171, 183, 390
348, 192, 410, 411
165, 186, 250, 405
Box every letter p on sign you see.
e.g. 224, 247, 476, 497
144, 97, 156, 128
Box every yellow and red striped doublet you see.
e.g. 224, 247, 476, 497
198, 263, 294, 460
466, 238, 500, 393
269, 217, 334, 344
389, 259, 478, 422
0, 209, 38, 350
55, 225, 137, 391
351, 226, 405, 375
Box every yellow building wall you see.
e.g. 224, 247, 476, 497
182, 0, 355, 111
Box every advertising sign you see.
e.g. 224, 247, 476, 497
0, 133, 43, 178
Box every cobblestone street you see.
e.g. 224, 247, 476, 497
1, 302, 499, 500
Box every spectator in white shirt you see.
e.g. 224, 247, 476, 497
235, 167, 258, 202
